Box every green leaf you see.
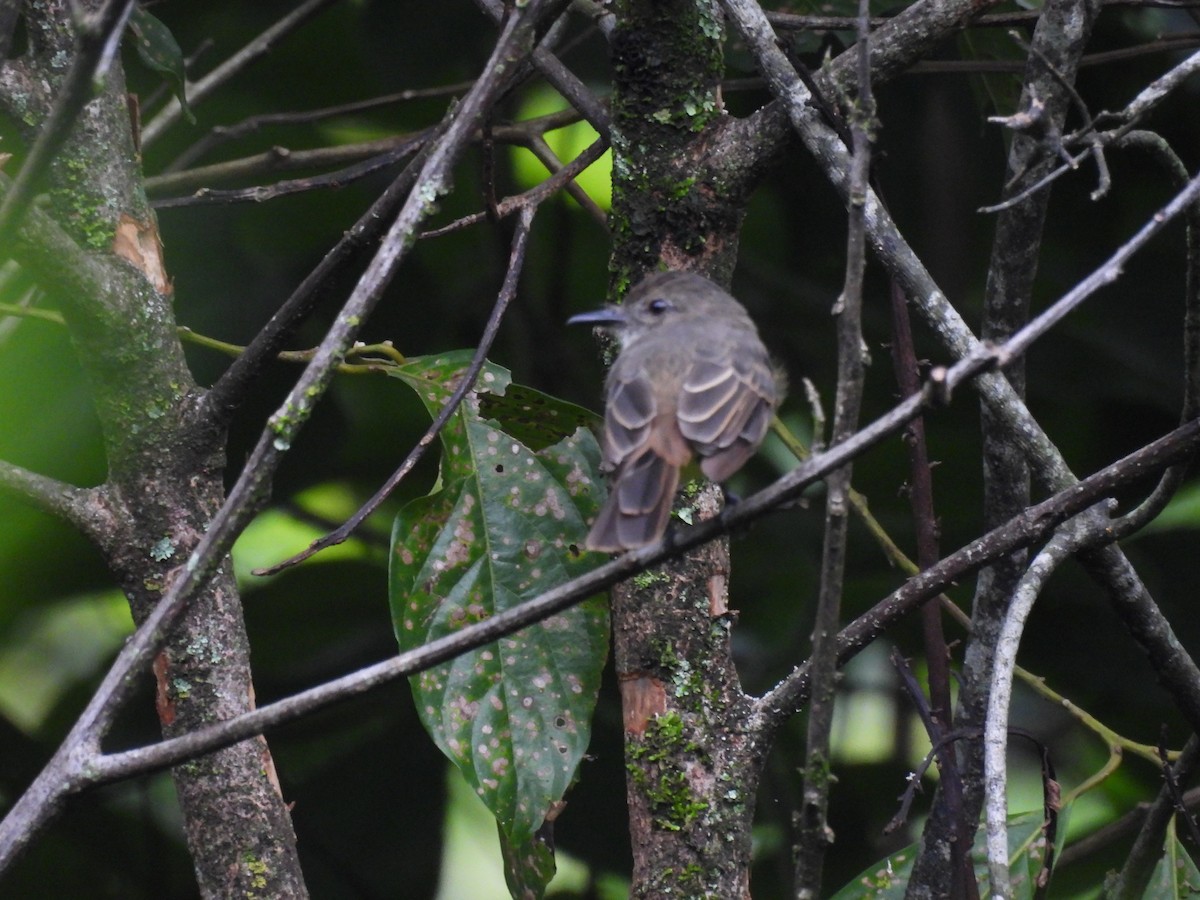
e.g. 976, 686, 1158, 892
1144, 817, 1200, 898
128, 7, 195, 124
1140, 479, 1200, 534
477, 382, 599, 452
500, 819, 557, 900
512, 85, 612, 211
828, 808, 1060, 899
388, 351, 609, 877
957, 28, 1025, 123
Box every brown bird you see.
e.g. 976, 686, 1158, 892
568, 270, 779, 552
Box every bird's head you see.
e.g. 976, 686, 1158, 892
567, 271, 751, 348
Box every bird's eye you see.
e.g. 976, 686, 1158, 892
648, 298, 671, 315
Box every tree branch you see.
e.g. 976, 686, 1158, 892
0, 459, 116, 544
0, 0, 137, 244
140, 0, 344, 146
0, 0, 567, 876
256, 204, 537, 574
794, 0, 871, 890
146, 131, 430, 204
983, 508, 1110, 895
162, 81, 473, 173
38, 345, 1200, 806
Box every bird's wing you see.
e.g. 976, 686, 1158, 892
677, 348, 776, 482
603, 368, 690, 469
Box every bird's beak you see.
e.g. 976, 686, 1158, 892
567, 306, 626, 327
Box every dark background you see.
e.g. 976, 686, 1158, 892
2, 0, 1200, 896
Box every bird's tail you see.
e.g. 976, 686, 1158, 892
585, 450, 681, 552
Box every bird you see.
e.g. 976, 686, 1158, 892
568, 270, 779, 552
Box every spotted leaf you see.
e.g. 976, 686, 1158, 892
388, 350, 609, 872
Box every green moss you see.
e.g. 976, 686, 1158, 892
54, 156, 115, 250
649, 767, 707, 831
633, 569, 670, 589
627, 712, 709, 831
242, 854, 270, 895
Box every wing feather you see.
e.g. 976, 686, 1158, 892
680, 350, 777, 482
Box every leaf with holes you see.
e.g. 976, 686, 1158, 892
388, 350, 609, 869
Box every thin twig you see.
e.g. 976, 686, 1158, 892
140, 0, 344, 146
794, 0, 871, 890
152, 138, 426, 208
419, 135, 608, 238
146, 130, 431, 200
981, 49, 1200, 214
886, 729, 982, 834
148, 107, 590, 206
256, 205, 537, 575
904, 33, 1200, 75
163, 80, 474, 172
521, 134, 607, 225
0, 2, 563, 874
34, 351, 1200, 801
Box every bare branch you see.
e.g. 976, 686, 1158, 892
981, 48, 1200, 214
140, 0, 344, 146
49, 355, 1200, 799
0, 459, 116, 544
163, 81, 474, 173
1118, 47, 1200, 124
0, 1, 567, 874
419, 135, 608, 238
795, 0, 871, 889
146, 130, 430, 202
983, 508, 1109, 895
256, 204, 537, 575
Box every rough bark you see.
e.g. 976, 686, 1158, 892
607, 1, 764, 894
3, 2, 307, 895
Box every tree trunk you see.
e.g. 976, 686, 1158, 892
4, 3, 307, 895
608, 1, 766, 894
